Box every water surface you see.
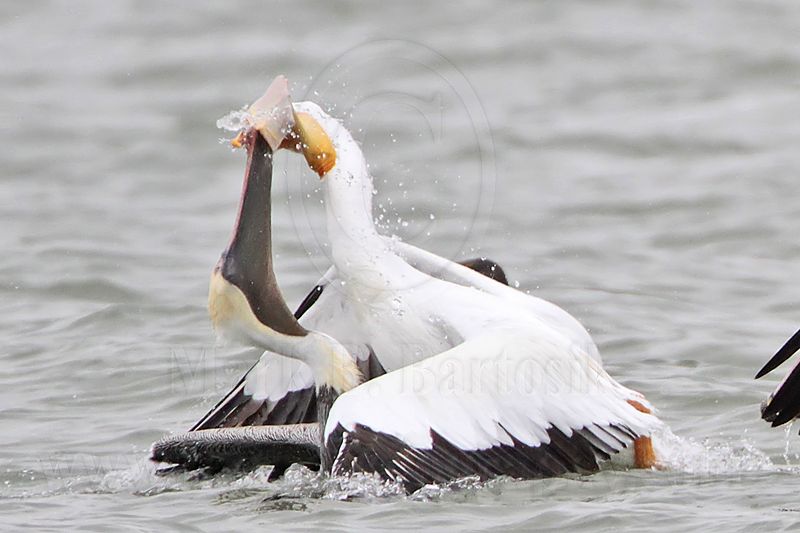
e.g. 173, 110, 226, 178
2, 1, 800, 530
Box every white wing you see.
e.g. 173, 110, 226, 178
392, 240, 601, 363
294, 267, 377, 366
324, 331, 658, 491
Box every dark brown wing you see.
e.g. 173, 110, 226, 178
189, 281, 327, 431
190, 369, 317, 431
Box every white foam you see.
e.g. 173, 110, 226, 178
258, 464, 404, 501
216, 107, 252, 133
652, 426, 775, 475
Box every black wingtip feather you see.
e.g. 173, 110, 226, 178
327, 422, 635, 493
190, 371, 252, 431
294, 284, 325, 319
763, 362, 800, 426
756, 329, 800, 379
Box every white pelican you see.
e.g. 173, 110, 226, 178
285, 101, 661, 488
756, 328, 800, 427
153, 78, 662, 491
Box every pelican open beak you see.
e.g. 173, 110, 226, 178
209, 76, 307, 342
230, 84, 336, 179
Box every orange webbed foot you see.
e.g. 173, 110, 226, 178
627, 399, 660, 470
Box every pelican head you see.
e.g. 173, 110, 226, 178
208, 76, 360, 394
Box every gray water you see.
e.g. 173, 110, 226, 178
3, 1, 800, 531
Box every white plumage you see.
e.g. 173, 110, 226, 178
293, 101, 660, 480
327, 332, 654, 453
242, 353, 313, 404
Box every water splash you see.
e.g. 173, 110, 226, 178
215, 103, 293, 145
409, 475, 508, 502
263, 464, 404, 501
652, 426, 775, 474
782, 421, 799, 465
53, 424, 787, 503
100, 462, 496, 503
216, 106, 252, 133
98, 458, 203, 496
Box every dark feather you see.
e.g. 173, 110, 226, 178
328, 422, 634, 493
190, 366, 253, 431
294, 284, 325, 320
756, 328, 800, 379
190, 371, 317, 431
762, 361, 800, 427
458, 257, 509, 286
756, 329, 800, 427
